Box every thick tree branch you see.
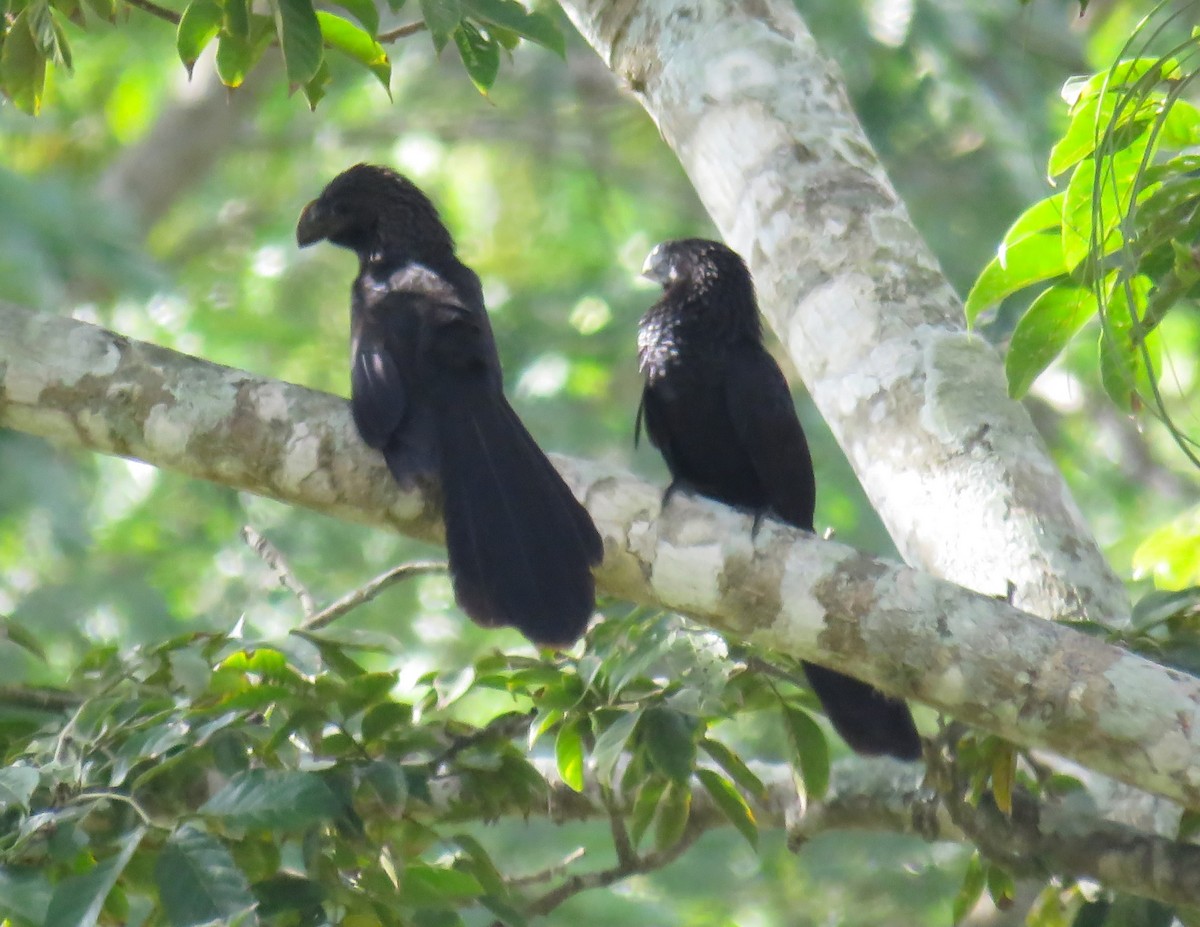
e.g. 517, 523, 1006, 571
557, 0, 1129, 627
2, 303, 1199, 812
433, 756, 1200, 909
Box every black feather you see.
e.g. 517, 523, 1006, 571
638, 238, 920, 760
298, 167, 602, 646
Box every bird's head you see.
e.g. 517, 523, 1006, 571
642, 238, 748, 292
296, 164, 453, 259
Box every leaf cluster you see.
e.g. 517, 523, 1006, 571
966, 24, 1200, 441
0, 601, 839, 926
0, 0, 564, 113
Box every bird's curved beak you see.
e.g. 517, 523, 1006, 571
296, 199, 327, 247
641, 246, 669, 285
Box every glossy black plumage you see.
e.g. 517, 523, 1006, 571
637, 238, 920, 760
298, 164, 602, 647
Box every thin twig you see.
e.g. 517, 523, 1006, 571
378, 20, 427, 43
69, 789, 172, 830
600, 784, 636, 867
505, 847, 587, 888
523, 818, 710, 917
297, 560, 448, 632
0, 685, 82, 712
120, 0, 181, 24
243, 526, 318, 617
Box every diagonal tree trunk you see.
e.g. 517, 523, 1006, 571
557, 0, 1129, 626
3, 303, 1199, 812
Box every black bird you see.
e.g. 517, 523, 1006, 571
637, 238, 920, 760
297, 164, 603, 647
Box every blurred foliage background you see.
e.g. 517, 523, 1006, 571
1, 0, 1199, 924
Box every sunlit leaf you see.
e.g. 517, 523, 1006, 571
316, 11, 389, 88
965, 233, 1067, 326
1132, 505, 1200, 589
1062, 147, 1150, 272
155, 826, 256, 927
985, 863, 1016, 911
1005, 284, 1098, 398
554, 716, 586, 792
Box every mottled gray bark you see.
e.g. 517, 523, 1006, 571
2, 303, 1198, 813
557, 0, 1128, 627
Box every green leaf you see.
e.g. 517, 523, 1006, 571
44, 827, 143, 927
155, 826, 256, 927
1130, 586, 1200, 630
329, 0, 377, 34
700, 738, 767, 801
781, 704, 830, 800
253, 873, 324, 918
222, 0, 250, 37
401, 864, 484, 905
80, 0, 115, 22
419, 0, 461, 52
554, 716, 586, 792
316, 11, 389, 88
952, 852, 986, 925
653, 780, 691, 852
301, 57, 331, 109
985, 863, 1016, 910
1157, 99, 1200, 148
0, 867, 52, 925
1005, 285, 1098, 398
965, 233, 1067, 326
639, 706, 696, 783
1132, 505, 1200, 590
462, 0, 563, 56
453, 20, 498, 94
215, 30, 254, 87
362, 700, 413, 742
1062, 146, 1148, 272
0, 766, 38, 810
273, 0, 323, 86
450, 834, 508, 898
201, 769, 340, 830
176, 0, 222, 74
1000, 193, 1064, 252
628, 776, 666, 849
1, 8, 47, 115
590, 709, 641, 786
1049, 92, 1123, 177
696, 769, 757, 848
1099, 274, 1155, 411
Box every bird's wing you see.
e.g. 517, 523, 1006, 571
350, 308, 411, 451
725, 347, 817, 531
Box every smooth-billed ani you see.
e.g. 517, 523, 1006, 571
637, 238, 920, 760
297, 164, 602, 647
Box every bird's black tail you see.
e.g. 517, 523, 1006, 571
802, 662, 921, 760
412, 377, 603, 648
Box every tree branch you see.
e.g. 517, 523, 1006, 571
2, 303, 1199, 811
557, 0, 1129, 626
